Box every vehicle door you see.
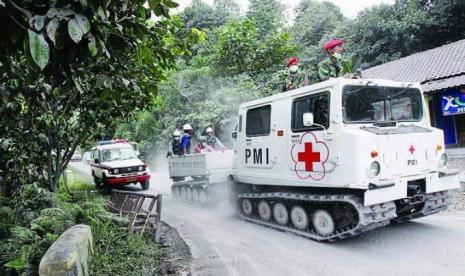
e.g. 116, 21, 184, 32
288, 92, 335, 182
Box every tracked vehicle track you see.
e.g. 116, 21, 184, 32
237, 192, 397, 242
237, 191, 453, 241
171, 180, 232, 207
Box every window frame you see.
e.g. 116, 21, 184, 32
246, 104, 272, 137
291, 91, 331, 133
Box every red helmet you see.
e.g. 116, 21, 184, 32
287, 57, 299, 67
324, 38, 344, 51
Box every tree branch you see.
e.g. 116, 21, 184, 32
8, 0, 32, 18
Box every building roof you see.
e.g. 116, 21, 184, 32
363, 39, 465, 92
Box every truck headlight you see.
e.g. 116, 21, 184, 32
138, 166, 144, 172
113, 168, 119, 174
370, 161, 381, 176
439, 153, 448, 167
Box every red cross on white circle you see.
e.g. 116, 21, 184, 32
409, 145, 415, 154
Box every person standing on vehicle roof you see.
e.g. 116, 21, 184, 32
282, 57, 309, 92
205, 127, 226, 151
167, 130, 183, 157
181, 124, 193, 155
318, 38, 344, 81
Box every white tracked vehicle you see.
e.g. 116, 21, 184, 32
169, 150, 234, 205
231, 77, 459, 241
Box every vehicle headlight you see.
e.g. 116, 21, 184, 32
439, 153, 448, 167
138, 166, 144, 171
370, 161, 381, 176
113, 168, 119, 174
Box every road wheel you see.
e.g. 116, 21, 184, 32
180, 187, 187, 199
273, 203, 289, 225
258, 200, 272, 221
241, 199, 253, 216
172, 186, 179, 197
141, 180, 150, 190
312, 209, 335, 236
291, 206, 309, 230
198, 189, 207, 204
102, 183, 111, 195
186, 187, 193, 201
93, 176, 102, 188
192, 188, 199, 202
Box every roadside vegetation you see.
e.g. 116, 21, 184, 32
0, 178, 160, 275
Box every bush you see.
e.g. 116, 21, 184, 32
90, 221, 160, 275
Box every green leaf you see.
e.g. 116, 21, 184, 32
46, 18, 60, 45
28, 29, 50, 70
68, 18, 83, 43
98, 6, 106, 20
5, 259, 26, 270
75, 14, 91, 35
46, 8, 74, 19
163, 0, 179, 8
30, 15, 45, 31
79, 0, 88, 8
87, 34, 97, 56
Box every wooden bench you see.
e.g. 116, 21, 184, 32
107, 189, 163, 243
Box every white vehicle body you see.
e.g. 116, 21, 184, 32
90, 142, 150, 189
232, 77, 459, 207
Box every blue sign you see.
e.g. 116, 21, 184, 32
442, 90, 465, 116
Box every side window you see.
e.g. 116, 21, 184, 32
292, 93, 330, 132
246, 105, 271, 137
92, 150, 99, 161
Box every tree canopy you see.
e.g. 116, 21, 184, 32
0, 0, 198, 192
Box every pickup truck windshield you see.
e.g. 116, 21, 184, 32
342, 85, 423, 123
102, 148, 137, 162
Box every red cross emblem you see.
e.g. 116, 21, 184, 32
298, 143, 321, 171
409, 145, 415, 154
291, 132, 329, 181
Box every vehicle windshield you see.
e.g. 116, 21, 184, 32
102, 148, 137, 162
342, 85, 423, 123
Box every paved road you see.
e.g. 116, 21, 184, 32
69, 161, 465, 276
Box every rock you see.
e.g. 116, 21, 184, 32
39, 224, 92, 276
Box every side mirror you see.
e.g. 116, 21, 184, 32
94, 158, 99, 164
232, 132, 237, 139
303, 113, 314, 127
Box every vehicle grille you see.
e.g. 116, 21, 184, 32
118, 166, 139, 173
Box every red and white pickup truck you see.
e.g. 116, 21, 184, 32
90, 141, 150, 191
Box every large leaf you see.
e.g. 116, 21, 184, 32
75, 14, 91, 35
46, 8, 74, 19
29, 15, 45, 31
68, 18, 83, 43
87, 34, 97, 56
28, 30, 50, 70
163, 0, 179, 8
46, 18, 60, 45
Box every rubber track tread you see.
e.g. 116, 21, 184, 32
237, 192, 397, 242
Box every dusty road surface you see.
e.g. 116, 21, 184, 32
69, 161, 465, 276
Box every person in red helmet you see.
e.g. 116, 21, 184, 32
282, 57, 309, 92
318, 38, 344, 81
